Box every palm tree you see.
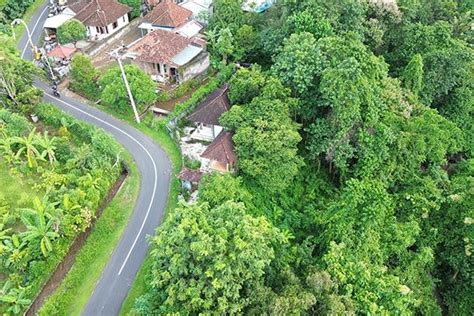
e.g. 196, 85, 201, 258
19, 197, 59, 257
36, 131, 58, 165
0, 281, 31, 315
12, 129, 43, 168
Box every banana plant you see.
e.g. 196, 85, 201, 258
0, 281, 31, 315
36, 131, 58, 165
2, 234, 29, 272
12, 128, 44, 168
19, 197, 60, 257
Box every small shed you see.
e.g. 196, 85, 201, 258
178, 167, 203, 191
201, 131, 236, 173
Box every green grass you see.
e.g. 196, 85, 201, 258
0, 160, 42, 210
12, 0, 46, 44
38, 151, 140, 316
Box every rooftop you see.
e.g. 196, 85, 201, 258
47, 44, 77, 59
67, 0, 131, 27
187, 84, 231, 125
201, 131, 236, 166
128, 29, 192, 65
178, 168, 203, 183
143, 0, 192, 28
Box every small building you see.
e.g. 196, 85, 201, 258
127, 29, 209, 84
67, 0, 131, 40
139, 0, 192, 35
187, 84, 231, 141
43, 8, 76, 35
47, 44, 77, 60
201, 131, 236, 173
178, 167, 203, 191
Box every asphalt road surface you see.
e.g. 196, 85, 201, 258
17, 3, 172, 315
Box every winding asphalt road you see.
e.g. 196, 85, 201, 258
17, 2, 172, 315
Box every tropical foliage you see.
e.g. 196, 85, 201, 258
136, 0, 474, 314
0, 104, 122, 315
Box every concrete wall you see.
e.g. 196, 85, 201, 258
87, 14, 129, 40
181, 53, 210, 82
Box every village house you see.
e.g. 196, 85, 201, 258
186, 84, 231, 141
126, 29, 209, 84
201, 131, 236, 173
139, 0, 192, 35
66, 0, 131, 40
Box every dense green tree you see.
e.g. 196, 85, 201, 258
99, 64, 157, 113
402, 53, 424, 96
57, 19, 86, 45
198, 173, 251, 208
118, 0, 139, 18
0, 34, 40, 110
69, 54, 100, 99
433, 159, 474, 313
222, 77, 303, 193
134, 201, 285, 314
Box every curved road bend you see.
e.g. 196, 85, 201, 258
18, 3, 172, 315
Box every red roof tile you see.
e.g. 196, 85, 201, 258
143, 0, 192, 28
68, 0, 131, 27
47, 45, 77, 58
178, 168, 203, 183
128, 29, 191, 64
201, 131, 236, 165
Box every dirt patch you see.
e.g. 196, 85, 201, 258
25, 165, 129, 316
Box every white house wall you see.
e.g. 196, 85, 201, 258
87, 14, 129, 40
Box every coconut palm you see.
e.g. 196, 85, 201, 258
0, 281, 31, 315
36, 131, 58, 165
12, 129, 44, 168
19, 197, 59, 257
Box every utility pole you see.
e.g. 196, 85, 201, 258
11, 19, 38, 58
110, 47, 141, 123
11, 18, 56, 81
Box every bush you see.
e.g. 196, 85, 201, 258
57, 19, 86, 44
0, 109, 31, 136
69, 54, 100, 100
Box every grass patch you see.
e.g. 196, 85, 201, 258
38, 152, 140, 316
0, 160, 42, 210
13, 0, 46, 44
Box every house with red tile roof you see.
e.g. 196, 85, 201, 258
139, 0, 192, 35
67, 0, 131, 40
201, 131, 236, 173
126, 28, 209, 84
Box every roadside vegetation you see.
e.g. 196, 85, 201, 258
127, 0, 474, 315
0, 33, 132, 315
0, 0, 45, 41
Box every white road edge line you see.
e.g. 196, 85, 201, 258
21, 5, 49, 59
25, 6, 159, 278
43, 92, 158, 276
